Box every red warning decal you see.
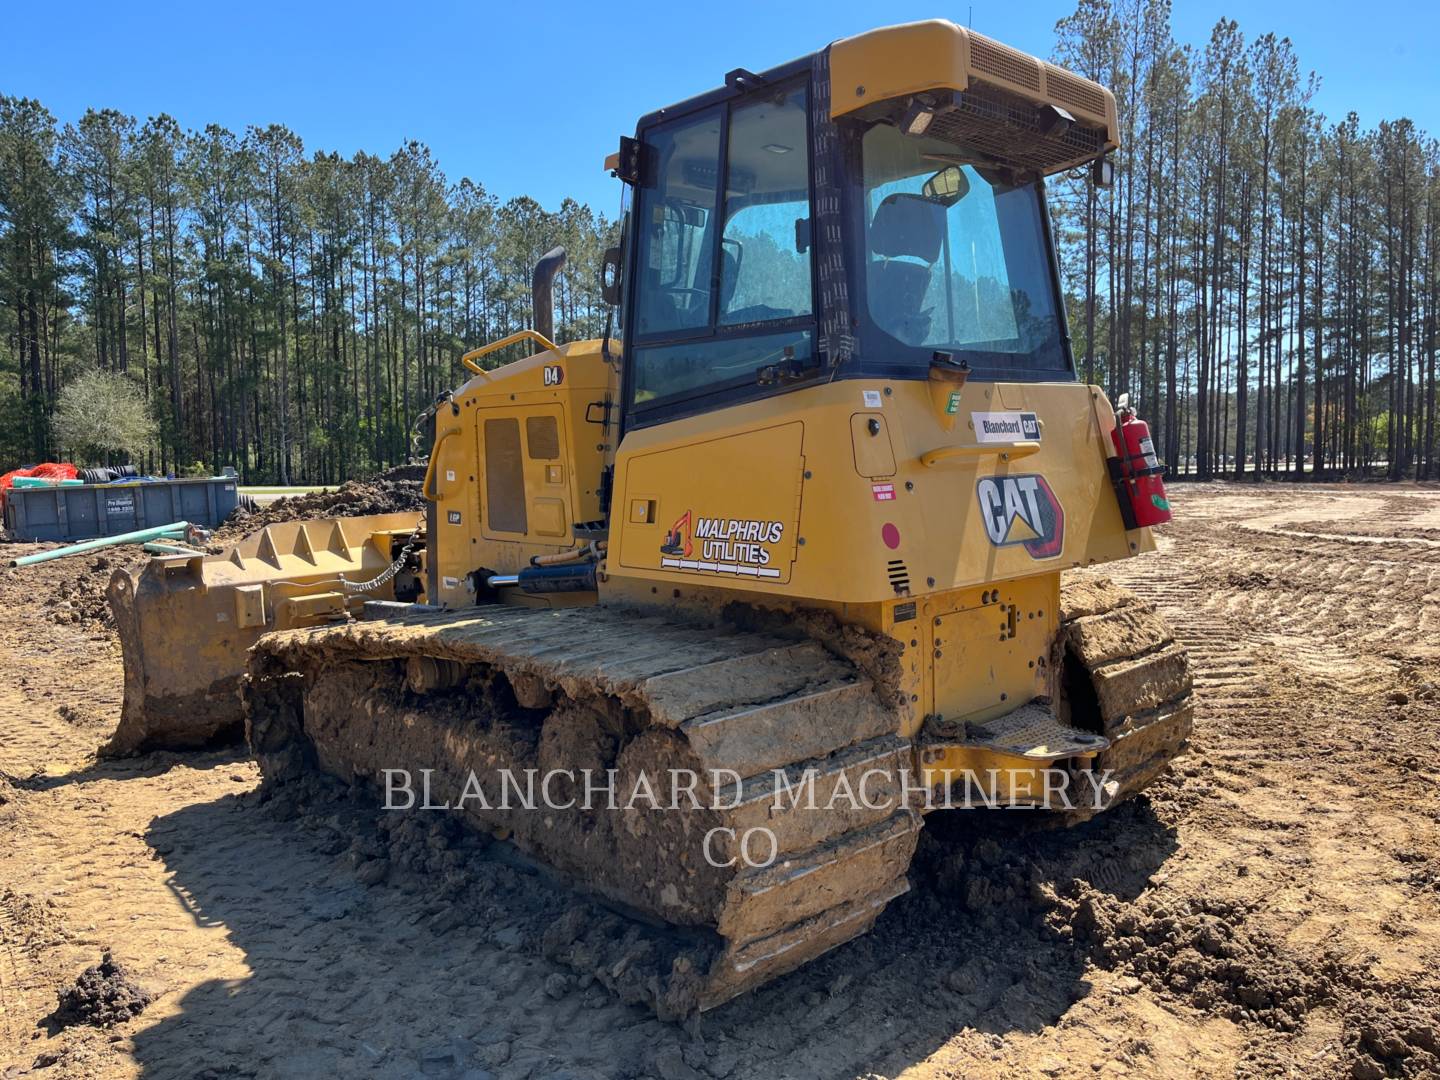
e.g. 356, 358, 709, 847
872, 483, 896, 502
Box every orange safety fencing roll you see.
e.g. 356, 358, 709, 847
0, 462, 79, 514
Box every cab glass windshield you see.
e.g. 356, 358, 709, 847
853, 122, 1069, 376
628, 82, 816, 412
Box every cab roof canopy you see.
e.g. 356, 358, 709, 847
610, 20, 1119, 180
830, 20, 1119, 175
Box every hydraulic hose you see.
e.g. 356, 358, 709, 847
528, 541, 606, 568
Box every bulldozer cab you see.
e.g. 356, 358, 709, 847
618, 21, 1116, 436
595, 22, 1157, 637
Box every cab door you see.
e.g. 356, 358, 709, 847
478, 405, 571, 546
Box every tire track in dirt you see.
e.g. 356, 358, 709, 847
1164, 485, 1440, 672
0, 894, 29, 1056
0, 698, 84, 780
1095, 552, 1272, 724
1090, 489, 1440, 1079
1116, 529, 1439, 689
0, 653, 119, 783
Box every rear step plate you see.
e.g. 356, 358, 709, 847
963, 702, 1110, 761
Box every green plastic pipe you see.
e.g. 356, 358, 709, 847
11, 476, 83, 488
8, 521, 191, 568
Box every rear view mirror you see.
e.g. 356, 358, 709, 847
599, 246, 622, 306
922, 164, 969, 205
1091, 157, 1115, 189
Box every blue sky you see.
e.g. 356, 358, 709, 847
4, 0, 1436, 216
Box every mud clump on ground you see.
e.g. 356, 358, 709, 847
215, 478, 424, 541
919, 813, 1322, 1033
916, 802, 1440, 1079
53, 951, 152, 1028
1341, 998, 1440, 1080
1223, 568, 1275, 590
1057, 888, 1318, 1030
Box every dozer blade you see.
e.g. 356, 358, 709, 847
104, 512, 423, 756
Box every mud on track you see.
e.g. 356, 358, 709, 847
1, 483, 1439, 1079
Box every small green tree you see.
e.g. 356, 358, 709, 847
52, 369, 157, 465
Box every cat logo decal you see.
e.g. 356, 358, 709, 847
975, 475, 1065, 559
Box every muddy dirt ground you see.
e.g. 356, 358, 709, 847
2, 483, 1439, 1080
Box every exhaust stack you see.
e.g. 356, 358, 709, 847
532, 246, 567, 342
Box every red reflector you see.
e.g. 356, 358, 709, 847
881, 523, 901, 550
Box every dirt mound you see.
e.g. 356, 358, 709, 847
1341, 998, 1440, 1079
215, 479, 424, 541
1058, 888, 1318, 1030
0, 552, 131, 634
375, 463, 427, 483
913, 806, 1440, 1077
53, 950, 152, 1028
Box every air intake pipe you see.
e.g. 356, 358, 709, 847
532, 247, 568, 343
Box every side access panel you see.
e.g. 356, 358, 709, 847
616, 422, 805, 587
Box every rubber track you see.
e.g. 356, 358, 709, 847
246, 605, 922, 1016
246, 588, 1190, 1013
1057, 578, 1195, 815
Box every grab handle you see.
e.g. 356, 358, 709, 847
460, 329, 559, 376
423, 428, 463, 502
919, 441, 1041, 467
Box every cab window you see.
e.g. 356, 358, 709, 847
633, 109, 721, 337
855, 122, 1067, 374
629, 82, 814, 412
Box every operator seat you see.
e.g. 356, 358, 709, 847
869, 192, 945, 345
719, 239, 793, 324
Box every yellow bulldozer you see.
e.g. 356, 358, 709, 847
108, 20, 1192, 1016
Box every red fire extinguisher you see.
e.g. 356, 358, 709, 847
1110, 394, 1172, 527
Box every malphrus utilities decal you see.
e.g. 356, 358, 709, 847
976, 474, 1065, 559
660, 510, 785, 579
